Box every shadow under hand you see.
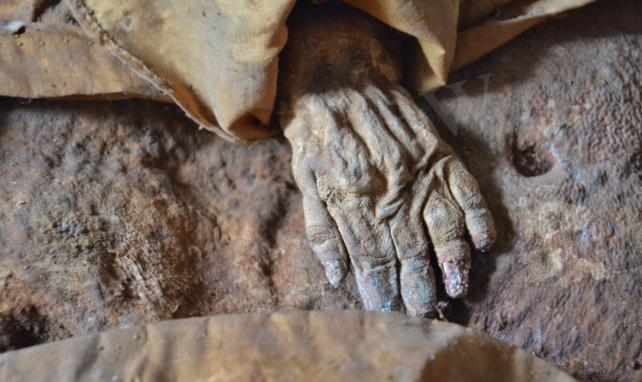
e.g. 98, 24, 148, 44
412, 0, 642, 326
419, 94, 516, 325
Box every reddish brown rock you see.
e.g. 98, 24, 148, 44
0, 1, 641, 381
424, 1, 642, 381
0, 99, 362, 349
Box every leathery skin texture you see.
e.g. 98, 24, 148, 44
2, 1, 640, 381
277, 3, 496, 317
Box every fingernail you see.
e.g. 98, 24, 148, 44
442, 262, 469, 298
473, 232, 496, 252
322, 259, 347, 286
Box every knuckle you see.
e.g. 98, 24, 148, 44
423, 208, 443, 227
460, 192, 484, 211
306, 225, 337, 246
435, 241, 470, 262
335, 164, 375, 193
424, 197, 459, 226
440, 225, 465, 242
467, 207, 494, 229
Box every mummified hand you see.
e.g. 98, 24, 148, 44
277, 2, 495, 317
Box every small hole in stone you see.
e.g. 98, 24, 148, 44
0, 306, 48, 352
633, 361, 641, 370
512, 142, 556, 177
13, 26, 26, 36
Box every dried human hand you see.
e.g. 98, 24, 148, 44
277, 2, 495, 316
282, 85, 495, 316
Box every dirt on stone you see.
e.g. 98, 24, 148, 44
420, 1, 642, 381
0, 99, 361, 353
0, 1, 641, 382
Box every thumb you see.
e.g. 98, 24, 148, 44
303, 192, 349, 286
297, 166, 349, 286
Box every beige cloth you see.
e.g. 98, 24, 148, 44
0, 22, 168, 101
0, 310, 576, 381
0, 0, 596, 142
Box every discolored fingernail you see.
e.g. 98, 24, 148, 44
473, 231, 496, 252
442, 261, 469, 298
322, 259, 347, 286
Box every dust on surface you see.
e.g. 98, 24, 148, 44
0, 99, 361, 351
422, 1, 642, 380
1, 1, 642, 382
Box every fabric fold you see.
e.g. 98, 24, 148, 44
0, 0, 598, 141
0, 22, 168, 101
451, 0, 598, 72
64, 0, 295, 142
458, 0, 515, 28
344, 0, 459, 95
0, 311, 576, 382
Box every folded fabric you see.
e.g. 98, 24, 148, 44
0, 310, 576, 381
0, 0, 596, 142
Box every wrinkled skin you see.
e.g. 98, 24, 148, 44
277, 2, 496, 317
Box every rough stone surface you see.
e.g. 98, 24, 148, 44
0, 99, 362, 353
0, 1, 641, 381
424, 2, 642, 381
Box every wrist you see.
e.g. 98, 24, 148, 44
277, 1, 403, 109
